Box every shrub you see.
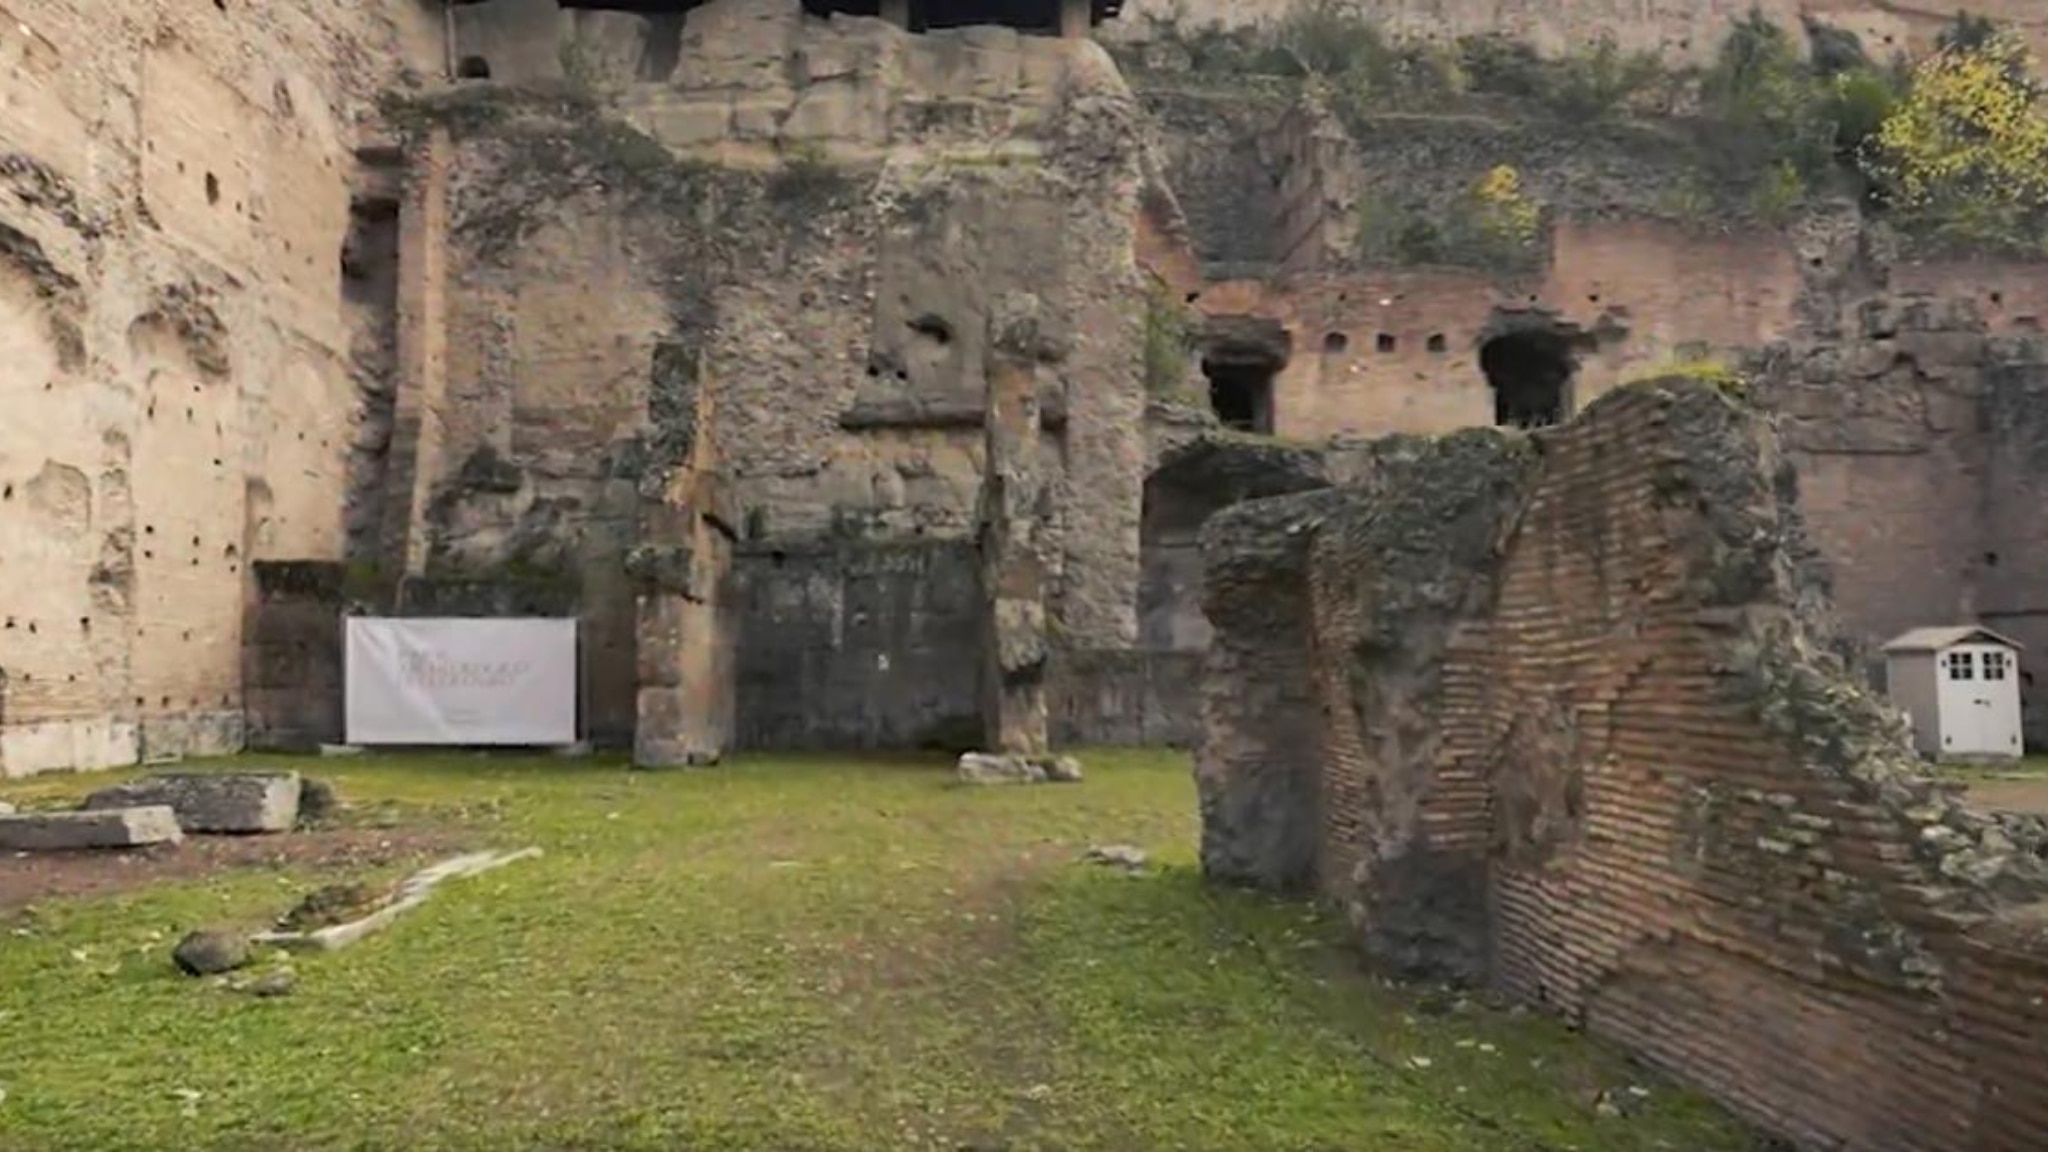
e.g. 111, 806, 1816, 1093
1749, 161, 1808, 225
1694, 10, 1836, 184
1354, 167, 1545, 269
1864, 27, 2048, 253
1542, 35, 1665, 121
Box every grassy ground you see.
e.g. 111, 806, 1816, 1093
0, 750, 1757, 1151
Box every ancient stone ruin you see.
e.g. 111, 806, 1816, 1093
1196, 377, 2048, 1152
2, 0, 2047, 774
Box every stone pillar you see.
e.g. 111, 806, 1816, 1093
378, 126, 453, 590
978, 295, 1066, 757
631, 344, 735, 769
1058, 0, 1091, 39
881, 0, 910, 29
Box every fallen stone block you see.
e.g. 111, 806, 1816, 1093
83, 773, 301, 834
957, 752, 1085, 785
0, 806, 183, 850
319, 744, 365, 758
0, 801, 13, 816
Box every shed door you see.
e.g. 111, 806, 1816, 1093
1938, 646, 2020, 755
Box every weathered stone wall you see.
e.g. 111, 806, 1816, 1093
732, 539, 981, 751
0, 1, 441, 776
1198, 377, 2048, 1151
1108, 0, 2048, 67
242, 562, 349, 752
1752, 261, 2048, 743
390, 0, 1156, 751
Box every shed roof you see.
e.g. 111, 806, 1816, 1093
1881, 625, 2024, 654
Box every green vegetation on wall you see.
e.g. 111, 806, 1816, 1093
1356, 164, 1546, 272
1862, 27, 2048, 256
1127, 3, 2048, 258
1143, 280, 1199, 401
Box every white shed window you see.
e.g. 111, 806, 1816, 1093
1985, 651, 2011, 681
1944, 651, 1977, 680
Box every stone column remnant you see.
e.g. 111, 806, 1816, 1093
631, 343, 735, 769
960, 294, 1081, 785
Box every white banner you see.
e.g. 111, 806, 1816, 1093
344, 618, 578, 746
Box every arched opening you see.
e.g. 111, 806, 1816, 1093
1481, 329, 1575, 429
456, 56, 492, 80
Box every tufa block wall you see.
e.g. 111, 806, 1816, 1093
0, 0, 440, 776
1198, 378, 2048, 1151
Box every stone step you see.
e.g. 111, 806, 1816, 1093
82, 773, 301, 834
0, 806, 183, 850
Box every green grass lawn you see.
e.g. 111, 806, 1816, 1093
0, 750, 1756, 1151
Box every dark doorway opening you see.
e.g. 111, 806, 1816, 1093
801, 0, 882, 17
1482, 329, 1575, 429
552, 0, 708, 9
456, 56, 492, 80
1199, 315, 1289, 436
918, 0, 1061, 33
1205, 359, 1276, 434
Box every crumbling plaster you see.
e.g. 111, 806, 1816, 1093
0, 1, 442, 775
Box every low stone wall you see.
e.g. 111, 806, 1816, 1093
1198, 378, 2048, 1151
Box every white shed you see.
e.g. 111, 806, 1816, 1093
1882, 625, 2025, 761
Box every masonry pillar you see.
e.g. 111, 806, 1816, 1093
377, 125, 452, 594
631, 344, 736, 769
881, 0, 910, 29
978, 295, 1067, 757
1058, 0, 1090, 39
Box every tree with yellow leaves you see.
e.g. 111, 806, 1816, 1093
1863, 28, 2048, 252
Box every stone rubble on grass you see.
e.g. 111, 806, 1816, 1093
0, 801, 13, 816
227, 970, 298, 998
318, 744, 365, 758
253, 847, 543, 953
0, 806, 183, 850
1084, 844, 1149, 870
82, 773, 301, 835
173, 928, 252, 976
956, 752, 1084, 785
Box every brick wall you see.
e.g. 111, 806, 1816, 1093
1199, 378, 2048, 1151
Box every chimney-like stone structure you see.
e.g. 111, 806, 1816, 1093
976, 294, 1065, 757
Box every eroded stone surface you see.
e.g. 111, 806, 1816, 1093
0, 806, 183, 850
83, 773, 302, 835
